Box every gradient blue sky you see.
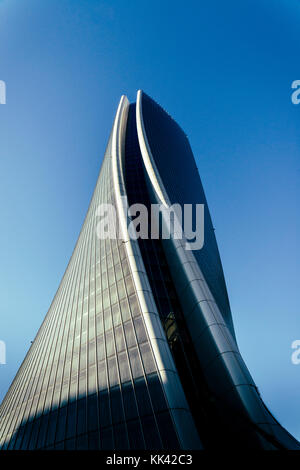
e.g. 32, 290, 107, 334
0, 0, 299, 440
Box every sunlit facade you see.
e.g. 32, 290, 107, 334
0, 91, 298, 450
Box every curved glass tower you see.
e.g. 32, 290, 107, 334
0, 91, 298, 450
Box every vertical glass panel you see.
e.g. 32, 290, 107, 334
119, 243, 126, 261
97, 360, 107, 391
28, 418, 40, 450
115, 326, 125, 352
104, 308, 112, 331
96, 313, 103, 335
77, 398, 87, 435
115, 263, 122, 282
78, 369, 86, 396
117, 279, 126, 300
121, 259, 130, 277
76, 433, 88, 450
108, 356, 118, 387
66, 401, 77, 439
122, 382, 139, 421
114, 422, 129, 450
128, 348, 143, 378
87, 394, 98, 432
96, 294, 102, 313
125, 275, 135, 296
14, 425, 25, 450
20, 421, 32, 450
88, 339, 96, 365
102, 289, 110, 310
134, 377, 153, 417
120, 299, 131, 322
88, 320, 95, 341
110, 283, 118, 305
124, 321, 136, 348
101, 426, 114, 450
129, 295, 140, 317
89, 431, 100, 450
112, 303, 121, 326
133, 317, 147, 343
127, 420, 145, 450
118, 352, 131, 383
105, 331, 114, 357
102, 272, 108, 290
99, 390, 111, 428
55, 406, 67, 443
140, 343, 156, 374
107, 253, 113, 269
108, 267, 115, 286
88, 364, 97, 394
147, 373, 168, 412
112, 246, 119, 265
110, 386, 124, 424
79, 346, 87, 371
141, 415, 162, 449
70, 374, 78, 398
96, 334, 105, 360
36, 414, 48, 449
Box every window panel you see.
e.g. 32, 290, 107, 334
99, 390, 111, 428
66, 402, 76, 439
125, 275, 135, 296
114, 422, 129, 449
147, 373, 168, 412
140, 343, 156, 374
120, 299, 131, 322
88, 431, 100, 450
141, 415, 161, 449
121, 259, 130, 277
96, 334, 105, 361
102, 289, 110, 310
117, 279, 126, 300
129, 295, 140, 317
104, 308, 112, 331
108, 357, 118, 387
128, 348, 143, 378
134, 317, 147, 343
115, 326, 125, 352
110, 386, 124, 424
88, 364, 97, 394
98, 360, 107, 391
118, 352, 131, 382
110, 283, 118, 305
87, 394, 99, 432
127, 419, 145, 450
124, 321, 136, 348
77, 397, 87, 435
115, 263, 122, 282
101, 426, 114, 450
112, 303, 121, 326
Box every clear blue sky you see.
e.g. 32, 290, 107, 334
0, 0, 299, 440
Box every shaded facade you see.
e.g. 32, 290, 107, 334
0, 91, 298, 450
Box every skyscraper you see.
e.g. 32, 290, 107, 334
0, 91, 298, 450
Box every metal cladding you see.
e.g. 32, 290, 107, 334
0, 91, 298, 450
